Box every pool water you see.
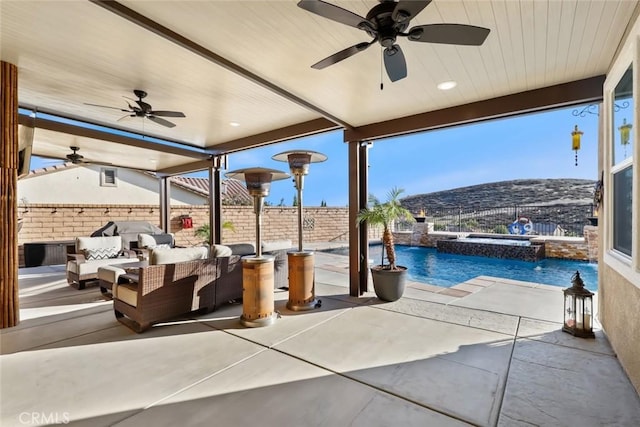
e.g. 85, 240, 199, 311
324, 245, 598, 291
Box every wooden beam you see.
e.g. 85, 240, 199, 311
212, 118, 340, 153
345, 76, 606, 142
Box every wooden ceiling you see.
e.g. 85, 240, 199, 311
2, 1, 637, 173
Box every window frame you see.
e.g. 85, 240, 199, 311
603, 35, 639, 289
100, 167, 117, 187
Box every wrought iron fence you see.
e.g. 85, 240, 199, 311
396, 204, 595, 237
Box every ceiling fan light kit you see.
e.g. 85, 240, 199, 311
85, 89, 186, 128
298, 0, 490, 83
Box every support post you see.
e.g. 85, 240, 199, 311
1, 61, 20, 328
348, 139, 369, 296
159, 176, 170, 232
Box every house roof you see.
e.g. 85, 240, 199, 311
21, 162, 251, 204
171, 176, 252, 205
4, 1, 634, 174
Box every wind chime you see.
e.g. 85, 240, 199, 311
618, 118, 632, 157
571, 124, 583, 166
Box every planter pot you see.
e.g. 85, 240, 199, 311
370, 265, 407, 302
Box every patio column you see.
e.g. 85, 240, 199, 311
1, 61, 20, 328
347, 139, 369, 296
159, 176, 170, 232
209, 155, 225, 246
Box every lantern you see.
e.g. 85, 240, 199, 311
618, 118, 632, 157
571, 125, 583, 166
562, 271, 595, 338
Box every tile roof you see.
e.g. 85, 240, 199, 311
171, 176, 251, 205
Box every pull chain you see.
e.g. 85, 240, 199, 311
380, 46, 384, 90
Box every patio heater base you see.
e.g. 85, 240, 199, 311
286, 251, 321, 311
240, 256, 276, 328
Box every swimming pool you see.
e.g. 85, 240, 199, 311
323, 244, 598, 291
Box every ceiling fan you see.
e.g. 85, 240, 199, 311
85, 89, 186, 128
65, 146, 111, 166
297, 0, 491, 82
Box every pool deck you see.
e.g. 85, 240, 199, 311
2, 248, 639, 426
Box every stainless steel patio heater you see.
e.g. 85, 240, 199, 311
225, 167, 289, 327
272, 150, 327, 311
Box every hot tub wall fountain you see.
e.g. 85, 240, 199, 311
436, 235, 545, 262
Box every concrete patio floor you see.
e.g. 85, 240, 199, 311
2, 250, 639, 426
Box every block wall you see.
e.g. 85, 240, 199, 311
16, 203, 358, 266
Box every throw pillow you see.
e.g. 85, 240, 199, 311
84, 246, 120, 260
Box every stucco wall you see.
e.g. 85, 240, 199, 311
599, 264, 640, 393
18, 165, 205, 205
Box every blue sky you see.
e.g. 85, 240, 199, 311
221, 105, 599, 206
30, 104, 599, 207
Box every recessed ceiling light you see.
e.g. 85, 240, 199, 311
229, 121, 240, 127
437, 81, 457, 90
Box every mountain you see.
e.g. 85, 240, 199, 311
401, 179, 596, 211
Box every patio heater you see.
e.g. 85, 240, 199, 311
272, 150, 327, 311
225, 167, 290, 327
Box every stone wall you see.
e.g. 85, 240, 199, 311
392, 222, 596, 262
16, 203, 359, 266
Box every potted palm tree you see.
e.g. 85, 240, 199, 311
194, 221, 235, 242
357, 187, 415, 301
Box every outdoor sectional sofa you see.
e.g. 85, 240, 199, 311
111, 246, 242, 332
105, 241, 292, 332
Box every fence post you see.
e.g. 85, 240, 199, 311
458, 206, 462, 232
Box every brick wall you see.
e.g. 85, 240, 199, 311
17, 203, 358, 266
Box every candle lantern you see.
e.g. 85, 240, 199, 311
225, 167, 289, 327
571, 125, 583, 166
272, 150, 327, 311
562, 271, 595, 338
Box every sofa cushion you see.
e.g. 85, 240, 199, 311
211, 244, 233, 257
68, 256, 138, 276
227, 243, 256, 256
76, 236, 123, 253
113, 282, 138, 307
138, 233, 174, 249
150, 246, 209, 265
262, 240, 292, 252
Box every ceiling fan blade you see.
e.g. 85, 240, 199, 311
312, 41, 373, 69
297, 0, 370, 30
149, 110, 186, 118
384, 45, 407, 82
393, 0, 432, 23
147, 115, 176, 128
84, 103, 130, 112
408, 24, 490, 46
117, 114, 135, 122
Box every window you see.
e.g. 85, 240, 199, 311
611, 64, 633, 258
100, 168, 117, 187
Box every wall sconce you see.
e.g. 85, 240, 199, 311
571, 125, 583, 166
128, 207, 133, 214
104, 208, 110, 214
618, 118, 632, 157
562, 271, 595, 338
273, 150, 327, 311
225, 167, 289, 327
78, 208, 84, 214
